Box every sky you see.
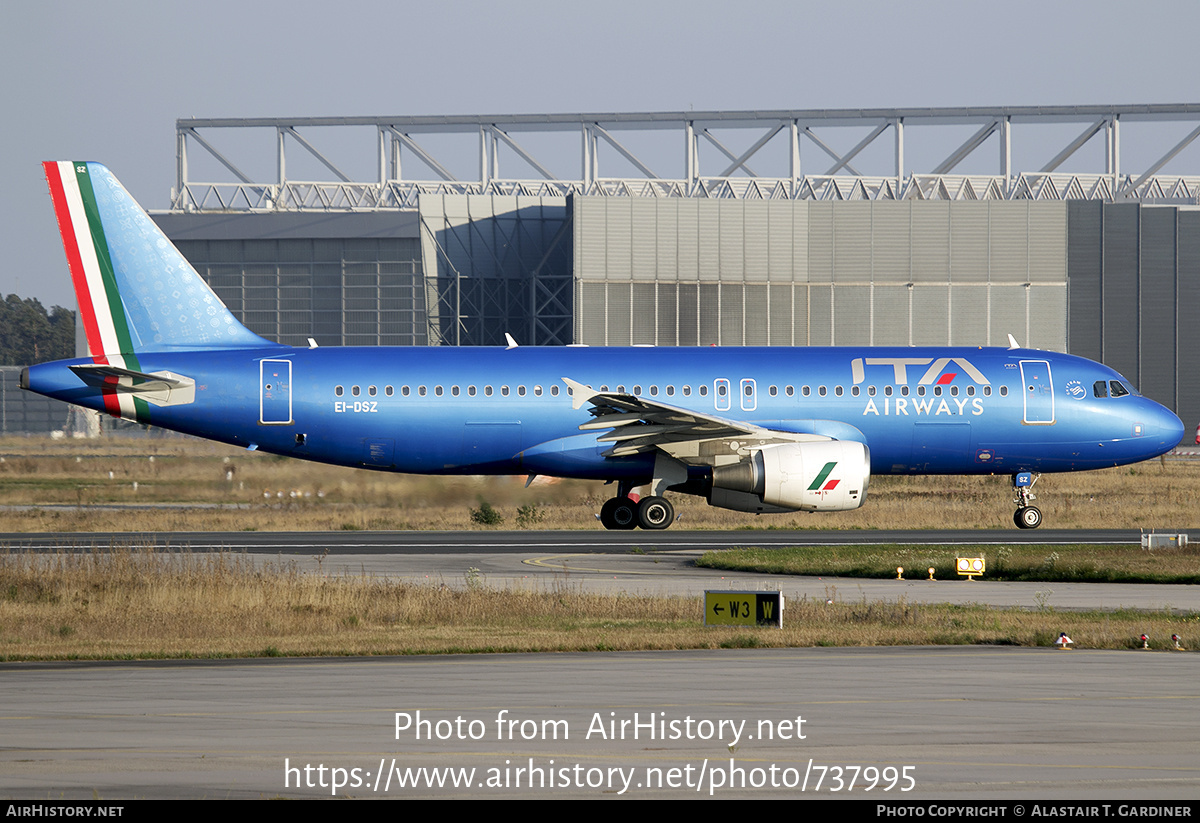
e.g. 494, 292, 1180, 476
2, 0, 1198, 308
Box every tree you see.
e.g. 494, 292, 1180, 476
0, 295, 76, 365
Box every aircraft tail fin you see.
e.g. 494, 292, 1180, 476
42, 161, 270, 356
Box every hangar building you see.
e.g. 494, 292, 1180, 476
17, 106, 1200, 438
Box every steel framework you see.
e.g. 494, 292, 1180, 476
172, 105, 1200, 211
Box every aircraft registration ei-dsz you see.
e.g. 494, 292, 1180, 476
22, 162, 1185, 530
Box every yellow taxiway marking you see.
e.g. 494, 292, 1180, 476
523, 554, 674, 576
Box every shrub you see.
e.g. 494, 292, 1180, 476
515, 504, 545, 528
469, 500, 504, 526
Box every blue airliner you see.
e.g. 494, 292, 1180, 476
22, 162, 1185, 530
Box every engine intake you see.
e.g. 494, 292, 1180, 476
709, 441, 870, 513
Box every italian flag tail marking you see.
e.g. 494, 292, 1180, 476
43, 161, 146, 422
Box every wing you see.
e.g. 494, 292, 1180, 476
562, 377, 830, 460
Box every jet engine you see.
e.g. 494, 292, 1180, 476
708, 441, 870, 514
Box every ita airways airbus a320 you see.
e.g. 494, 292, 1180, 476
22, 162, 1185, 530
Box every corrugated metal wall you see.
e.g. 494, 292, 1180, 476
573, 198, 1068, 350
1067, 203, 1200, 437
0, 367, 71, 434
1180, 211, 1200, 438
177, 237, 426, 347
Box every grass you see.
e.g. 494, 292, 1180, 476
0, 435, 1198, 532
2, 437, 1194, 661
697, 543, 1200, 584
0, 547, 1196, 661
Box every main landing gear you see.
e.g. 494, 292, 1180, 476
1012, 471, 1042, 529
599, 488, 675, 530
599, 455, 685, 531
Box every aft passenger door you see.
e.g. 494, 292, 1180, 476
259, 359, 293, 425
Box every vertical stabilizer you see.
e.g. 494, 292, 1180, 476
42, 161, 269, 355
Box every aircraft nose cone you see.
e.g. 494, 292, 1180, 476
1139, 399, 1184, 453
1157, 403, 1185, 446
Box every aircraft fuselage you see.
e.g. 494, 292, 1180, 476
24, 344, 1182, 481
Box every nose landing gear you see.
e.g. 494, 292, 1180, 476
1012, 471, 1042, 529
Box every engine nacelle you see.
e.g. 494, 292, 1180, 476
709, 441, 870, 513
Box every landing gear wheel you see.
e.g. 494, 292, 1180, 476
600, 497, 638, 530
1011, 472, 1042, 529
637, 496, 674, 530
1015, 506, 1042, 530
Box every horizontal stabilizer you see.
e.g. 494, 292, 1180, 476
70, 364, 196, 407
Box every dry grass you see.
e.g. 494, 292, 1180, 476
0, 435, 1197, 532
1, 547, 1196, 660
698, 544, 1200, 583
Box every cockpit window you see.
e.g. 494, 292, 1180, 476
1093, 381, 1108, 398
1109, 380, 1130, 398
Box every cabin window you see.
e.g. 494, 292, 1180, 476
434, 386, 443, 397
402, 386, 410, 397
900, 386, 909, 397
834, 386, 844, 397
999, 386, 1008, 397
966, 386, 974, 396
600, 385, 609, 392
769, 386, 778, 396
484, 386, 493, 396
351, 386, 361, 397
666, 385, 674, 396
534, 385, 542, 396
385, 386, 394, 397
785, 386, 794, 397
550, 385, 559, 396
717, 383, 727, 397
418, 386, 426, 397
983, 386, 992, 396
468, 386, 476, 397
818, 386, 827, 397
633, 385, 642, 395
516, 386, 525, 396
368, 385, 377, 397
501, 386, 510, 396
950, 386, 958, 396
851, 386, 860, 397
884, 386, 893, 396
334, 386, 344, 397
451, 386, 460, 397
932, 386, 941, 396
699, 385, 708, 397
916, 386, 926, 396
683, 386, 691, 396
802, 386, 811, 397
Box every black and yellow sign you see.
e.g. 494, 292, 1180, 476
956, 557, 986, 579
705, 591, 783, 627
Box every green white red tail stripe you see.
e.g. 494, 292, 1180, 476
43, 161, 145, 421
